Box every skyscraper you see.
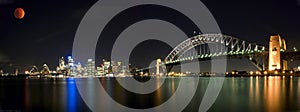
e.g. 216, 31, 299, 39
68, 56, 75, 76
87, 59, 96, 76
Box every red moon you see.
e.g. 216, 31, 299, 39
14, 8, 25, 19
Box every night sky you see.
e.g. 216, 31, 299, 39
0, 0, 299, 72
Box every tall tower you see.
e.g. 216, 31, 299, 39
87, 59, 95, 76
59, 57, 66, 70
268, 35, 287, 71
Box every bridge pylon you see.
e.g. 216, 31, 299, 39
268, 35, 288, 71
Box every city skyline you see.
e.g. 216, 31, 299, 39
0, 1, 300, 111
0, 0, 300, 71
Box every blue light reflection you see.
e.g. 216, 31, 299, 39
67, 78, 76, 112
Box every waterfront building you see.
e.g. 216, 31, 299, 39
103, 59, 111, 74
15, 69, 18, 76
57, 57, 69, 75
96, 66, 105, 76
40, 64, 50, 75
58, 57, 66, 71
75, 62, 83, 75
111, 61, 122, 74
87, 59, 96, 76
29, 66, 39, 75
67, 56, 76, 76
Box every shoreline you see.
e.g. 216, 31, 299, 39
0, 74, 300, 79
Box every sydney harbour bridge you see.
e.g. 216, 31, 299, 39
137, 33, 300, 74
27, 33, 300, 76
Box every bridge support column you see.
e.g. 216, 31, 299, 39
268, 35, 287, 71
156, 59, 162, 75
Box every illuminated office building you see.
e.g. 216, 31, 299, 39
87, 59, 96, 76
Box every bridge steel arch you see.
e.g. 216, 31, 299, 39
164, 34, 266, 70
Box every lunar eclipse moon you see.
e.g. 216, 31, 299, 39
14, 8, 25, 19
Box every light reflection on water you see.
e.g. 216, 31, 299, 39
211, 76, 299, 112
0, 77, 299, 111
67, 78, 76, 112
264, 76, 281, 112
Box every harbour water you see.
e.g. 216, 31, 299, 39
0, 76, 299, 112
